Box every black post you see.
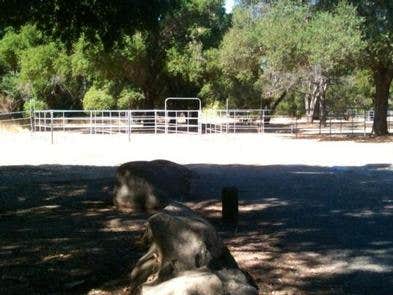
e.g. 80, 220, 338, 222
221, 187, 238, 223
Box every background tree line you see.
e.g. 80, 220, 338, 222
0, 0, 392, 134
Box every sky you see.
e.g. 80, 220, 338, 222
225, 0, 235, 13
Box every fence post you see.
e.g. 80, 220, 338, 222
233, 111, 236, 133
340, 116, 343, 134
175, 111, 178, 134
295, 117, 298, 138
329, 117, 332, 136
351, 113, 354, 136
90, 111, 93, 134
187, 111, 190, 133
50, 111, 54, 144
30, 110, 34, 133
62, 111, 65, 132
128, 110, 131, 142
262, 110, 265, 134
93, 111, 96, 134
221, 187, 238, 223
165, 109, 168, 134
363, 110, 367, 137
101, 111, 105, 134
109, 111, 112, 134
198, 110, 202, 135
118, 111, 121, 133
319, 119, 322, 135
154, 110, 157, 134
226, 111, 229, 134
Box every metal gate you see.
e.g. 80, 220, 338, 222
164, 97, 201, 134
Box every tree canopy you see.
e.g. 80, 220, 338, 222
0, 0, 181, 48
0, 0, 392, 134
318, 0, 393, 134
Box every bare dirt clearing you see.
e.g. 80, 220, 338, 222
1, 133, 393, 294
1, 132, 393, 166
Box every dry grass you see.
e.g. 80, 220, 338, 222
0, 122, 26, 132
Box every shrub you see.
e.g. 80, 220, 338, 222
23, 98, 48, 112
117, 87, 145, 109
82, 86, 115, 110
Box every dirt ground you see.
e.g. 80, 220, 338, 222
1, 132, 393, 294
1, 131, 393, 167
1, 162, 392, 294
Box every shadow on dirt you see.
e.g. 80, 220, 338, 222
0, 163, 392, 294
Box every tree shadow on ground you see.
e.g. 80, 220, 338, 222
0, 165, 147, 294
0, 163, 392, 294
186, 163, 393, 294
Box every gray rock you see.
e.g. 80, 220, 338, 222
140, 270, 223, 295
129, 202, 258, 295
113, 160, 192, 212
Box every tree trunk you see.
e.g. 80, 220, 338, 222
319, 98, 326, 126
304, 94, 311, 122
312, 97, 320, 121
373, 67, 393, 136
270, 91, 287, 112
143, 88, 157, 109
318, 80, 328, 126
304, 79, 320, 123
306, 92, 318, 123
263, 91, 287, 123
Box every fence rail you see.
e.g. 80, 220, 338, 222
1, 109, 392, 143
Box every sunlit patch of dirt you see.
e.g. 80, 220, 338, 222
295, 134, 393, 143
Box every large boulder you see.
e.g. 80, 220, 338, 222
129, 202, 258, 295
113, 160, 192, 212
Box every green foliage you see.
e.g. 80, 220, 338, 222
218, 0, 365, 112
112, 32, 149, 89
167, 41, 205, 83
318, 0, 393, 65
82, 86, 115, 110
117, 87, 145, 109
0, 0, 182, 48
216, 7, 263, 108
317, 0, 393, 134
23, 98, 48, 112
19, 42, 67, 96
119, 33, 147, 63
0, 0, 390, 119
0, 75, 21, 112
70, 35, 107, 81
256, 0, 309, 71
256, 0, 365, 74
304, 2, 365, 75
0, 25, 43, 72
326, 70, 374, 113
0, 72, 20, 100
275, 92, 304, 117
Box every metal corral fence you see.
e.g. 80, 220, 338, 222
32, 109, 201, 137
1, 109, 393, 143
203, 109, 393, 135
